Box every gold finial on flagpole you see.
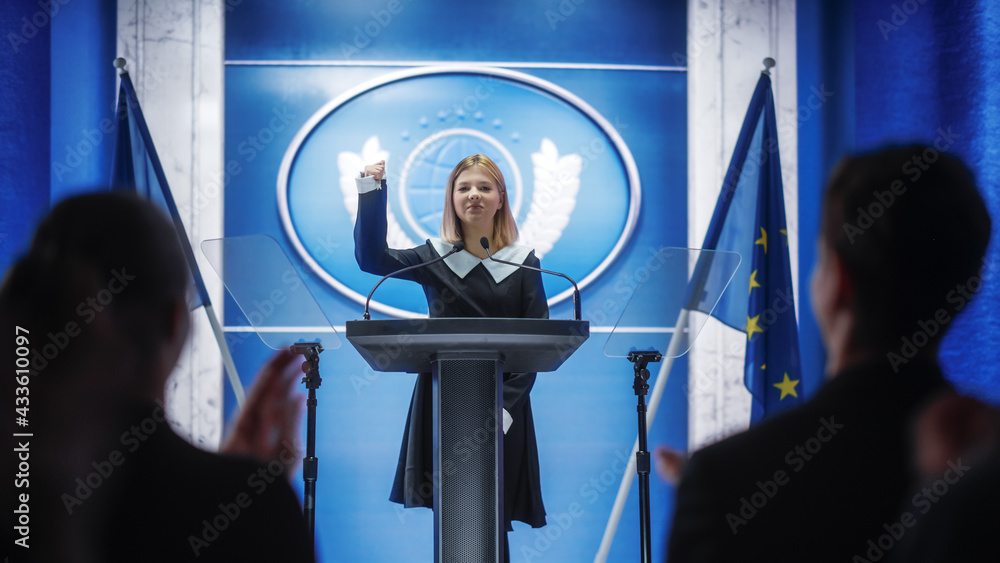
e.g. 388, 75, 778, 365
762, 57, 776, 76
113, 57, 128, 75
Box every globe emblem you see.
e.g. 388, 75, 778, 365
277, 66, 640, 318
398, 129, 523, 241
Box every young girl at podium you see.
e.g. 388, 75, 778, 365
353, 154, 548, 552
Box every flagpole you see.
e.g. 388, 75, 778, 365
596, 58, 790, 560
595, 307, 690, 562
205, 302, 246, 406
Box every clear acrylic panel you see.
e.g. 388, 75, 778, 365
603, 248, 741, 359
201, 234, 340, 350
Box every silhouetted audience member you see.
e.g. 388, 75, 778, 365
1, 193, 312, 562
667, 145, 992, 562
885, 392, 1000, 562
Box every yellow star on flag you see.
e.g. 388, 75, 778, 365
755, 227, 768, 254
773, 373, 800, 400
746, 315, 763, 341
748, 269, 761, 295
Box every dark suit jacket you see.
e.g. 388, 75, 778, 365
668, 358, 949, 562
887, 432, 1000, 562
25, 400, 313, 563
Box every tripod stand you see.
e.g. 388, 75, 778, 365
627, 350, 661, 563
291, 342, 324, 561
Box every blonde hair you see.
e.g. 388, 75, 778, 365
440, 154, 518, 248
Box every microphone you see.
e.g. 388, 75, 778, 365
363, 241, 466, 320
480, 237, 582, 321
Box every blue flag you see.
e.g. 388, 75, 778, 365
686, 73, 802, 424
110, 71, 210, 309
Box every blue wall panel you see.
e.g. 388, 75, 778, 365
0, 0, 116, 277
0, 1, 51, 274
226, 0, 685, 65
795, 0, 855, 397
50, 0, 117, 203
854, 0, 1000, 403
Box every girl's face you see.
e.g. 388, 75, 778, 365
452, 166, 502, 230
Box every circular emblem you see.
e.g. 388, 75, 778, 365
278, 66, 640, 318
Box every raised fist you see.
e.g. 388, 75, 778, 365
364, 160, 386, 181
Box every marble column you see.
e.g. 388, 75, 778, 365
116, 0, 225, 449
686, 0, 798, 450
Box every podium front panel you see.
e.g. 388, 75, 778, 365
433, 355, 504, 562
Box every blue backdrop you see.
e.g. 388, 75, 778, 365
4, 1, 996, 561
851, 0, 1000, 403
223, 1, 688, 561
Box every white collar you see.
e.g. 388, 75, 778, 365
429, 238, 532, 283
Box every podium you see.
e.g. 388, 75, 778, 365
346, 317, 589, 562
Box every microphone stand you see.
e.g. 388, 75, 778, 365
627, 350, 660, 563
480, 237, 582, 321
291, 342, 323, 561
363, 242, 465, 320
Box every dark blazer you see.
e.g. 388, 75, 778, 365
668, 358, 949, 562
887, 430, 1000, 561
26, 400, 312, 562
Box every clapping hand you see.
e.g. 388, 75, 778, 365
654, 445, 687, 485
221, 349, 305, 471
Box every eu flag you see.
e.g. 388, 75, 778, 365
110, 62, 244, 405
687, 72, 802, 424
109, 67, 209, 309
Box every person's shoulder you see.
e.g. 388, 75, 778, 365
687, 401, 826, 474
107, 427, 309, 562
144, 425, 290, 489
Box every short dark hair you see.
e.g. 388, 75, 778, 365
820, 145, 991, 351
0, 192, 189, 373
